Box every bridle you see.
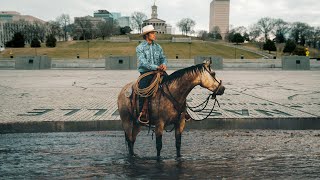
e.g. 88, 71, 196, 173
161, 64, 222, 122
187, 65, 222, 121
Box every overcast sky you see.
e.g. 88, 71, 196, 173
1, 0, 320, 33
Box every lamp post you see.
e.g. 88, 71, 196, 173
189, 42, 192, 59
87, 40, 90, 58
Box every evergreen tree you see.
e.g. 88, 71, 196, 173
5, 32, 25, 47
46, 34, 57, 47
231, 33, 245, 44
283, 39, 296, 54
31, 38, 41, 48
263, 39, 277, 53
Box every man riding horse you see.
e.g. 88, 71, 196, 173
136, 25, 168, 123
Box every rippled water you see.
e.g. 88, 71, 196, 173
1, 130, 320, 179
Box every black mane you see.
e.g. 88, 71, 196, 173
162, 64, 204, 84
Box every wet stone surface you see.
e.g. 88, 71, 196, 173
1, 130, 320, 179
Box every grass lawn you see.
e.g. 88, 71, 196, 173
1, 40, 263, 59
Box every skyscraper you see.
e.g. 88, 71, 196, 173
209, 0, 230, 39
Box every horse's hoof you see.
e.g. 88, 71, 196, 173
175, 156, 183, 161
129, 153, 138, 157
156, 156, 162, 162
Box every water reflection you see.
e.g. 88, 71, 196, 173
1, 130, 320, 179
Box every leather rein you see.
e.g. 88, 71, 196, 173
160, 66, 222, 121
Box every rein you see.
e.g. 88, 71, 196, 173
187, 66, 222, 121
161, 66, 223, 121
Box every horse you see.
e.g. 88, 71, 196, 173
117, 60, 225, 158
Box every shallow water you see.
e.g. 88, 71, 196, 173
1, 130, 320, 179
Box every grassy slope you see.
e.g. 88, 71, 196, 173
1, 40, 263, 59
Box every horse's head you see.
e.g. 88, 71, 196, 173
199, 60, 225, 95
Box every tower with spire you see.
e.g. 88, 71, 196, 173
143, 1, 172, 34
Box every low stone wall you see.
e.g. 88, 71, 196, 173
51, 59, 105, 68
0, 59, 14, 69
109, 37, 130, 42
172, 37, 192, 43
1, 58, 319, 69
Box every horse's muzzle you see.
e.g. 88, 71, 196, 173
216, 85, 225, 95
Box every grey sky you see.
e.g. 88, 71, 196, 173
1, 0, 319, 33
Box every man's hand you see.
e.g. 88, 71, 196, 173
158, 64, 167, 71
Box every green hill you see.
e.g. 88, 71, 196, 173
1, 40, 263, 59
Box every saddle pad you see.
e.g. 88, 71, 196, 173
124, 82, 135, 98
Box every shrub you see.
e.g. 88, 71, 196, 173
31, 38, 41, 48
263, 39, 277, 53
283, 40, 296, 54
46, 34, 57, 47
5, 32, 25, 47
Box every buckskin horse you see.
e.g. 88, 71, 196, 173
117, 60, 225, 158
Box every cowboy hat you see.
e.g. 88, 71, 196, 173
141, 25, 157, 35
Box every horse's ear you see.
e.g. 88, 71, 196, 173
202, 59, 211, 67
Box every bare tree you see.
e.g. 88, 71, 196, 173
248, 24, 261, 42
176, 18, 196, 36
96, 20, 119, 40
74, 17, 93, 40
46, 21, 63, 40
56, 14, 71, 41
197, 30, 208, 40
290, 22, 313, 46
255, 17, 275, 40
131, 12, 147, 33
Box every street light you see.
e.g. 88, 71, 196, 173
87, 40, 90, 58
189, 45, 191, 59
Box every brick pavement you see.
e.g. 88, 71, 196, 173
0, 69, 320, 132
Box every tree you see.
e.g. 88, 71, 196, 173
46, 34, 57, 47
283, 39, 296, 54
131, 12, 147, 33
208, 26, 222, 40
197, 30, 208, 41
231, 33, 245, 44
248, 24, 261, 42
46, 21, 63, 39
74, 17, 94, 40
31, 38, 41, 47
263, 39, 277, 53
56, 14, 71, 41
96, 20, 115, 40
120, 26, 132, 35
273, 18, 289, 43
176, 18, 196, 36
290, 22, 312, 46
5, 32, 25, 47
255, 17, 275, 41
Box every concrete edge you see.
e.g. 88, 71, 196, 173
1, 117, 320, 134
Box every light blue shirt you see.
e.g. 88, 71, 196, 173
136, 40, 167, 73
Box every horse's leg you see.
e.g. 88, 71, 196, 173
155, 121, 165, 158
125, 132, 134, 156
130, 124, 141, 156
175, 117, 186, 157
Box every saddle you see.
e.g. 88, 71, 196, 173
125, 72, 164, 125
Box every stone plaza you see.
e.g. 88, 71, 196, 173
0, 68, 319, 133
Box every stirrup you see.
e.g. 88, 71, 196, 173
185, 112, 192, 121
137, 112, 149, 124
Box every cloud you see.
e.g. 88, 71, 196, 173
1, 0, 319, 34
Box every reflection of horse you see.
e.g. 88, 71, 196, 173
117, 60, 225, 158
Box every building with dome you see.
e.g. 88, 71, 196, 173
142, 2, 172, 34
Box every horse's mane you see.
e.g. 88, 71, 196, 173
163, 63, 204, 84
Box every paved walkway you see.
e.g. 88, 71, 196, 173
1, 69, 320, 133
